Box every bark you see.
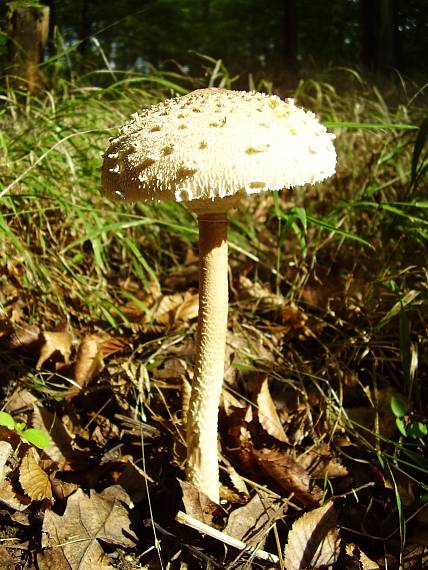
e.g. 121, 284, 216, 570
186, 213, 228, 504
360, 0, 400, 73
7, 5, 50, 93
282, 0, 298, 81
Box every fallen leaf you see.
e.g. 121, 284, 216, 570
344, 543, 380, 569
1, 323, 40, 350
74, 334, 104, 387
223, 489, 286, 547
179, 480, 225, 525
40, 486, 137, 569
0, 441, 13, 479
298, 445, 349, 479
253, 448, 322, 505
36, 331, 72, 369
19, 448, 52, 501
283, 502, 340, 570
254, 376, 288, 443
31, 404, 74, 465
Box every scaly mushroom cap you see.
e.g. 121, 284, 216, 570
101, 88, 336, 204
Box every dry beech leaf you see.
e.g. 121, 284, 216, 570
19, 449, 52, 501
40, 486, 137, 570
100, 336, 130, 358
36, 331, 72, 369
254, 376, 288, 443
5, 387, 38, 414
31, 404, 73, 465
345, 543, 380, 569
148, 291, 199, 328
283, 502, 340, 570
179, 480, 225, 525
224, 490, 286, 547
2, 324, 40, 350
298, 445, 349, 479
74, 334, 104, 387
253, 448, 322, 506
0, 441, 13, 480
0, 477, 30, 512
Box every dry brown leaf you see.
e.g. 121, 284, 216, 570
0, 441, 13, 480
253, 448, 322, 505
100, 336, 130, 358
5, 387, 38, 413
0, 477, 30, 512
19, 448, 52, 501
254, 376, 288, 443
31, 404, 74, 465
149, 291, 198, 327
2, 323, 40, 349
36, 331, 72, 369
344, 543, 380, 569
283, 502, 340, 570
298, 445, 349, 479
40, 486, 137, 569
74, 334, 104, 387
224, 489, 286, 547
179, 480, 224, 525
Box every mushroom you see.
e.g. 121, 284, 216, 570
101, 88, 336, 503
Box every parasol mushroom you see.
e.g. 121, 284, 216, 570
101, 88, 336, 504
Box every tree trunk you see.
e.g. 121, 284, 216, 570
282, 0, 298, 86
7, 4, 50, 93
360, 0, 400, 74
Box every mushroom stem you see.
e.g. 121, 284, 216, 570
186, 212, 229, 503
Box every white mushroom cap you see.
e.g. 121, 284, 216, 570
101, 88, 336, 205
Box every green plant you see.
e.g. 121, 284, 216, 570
0, 411, 50, 449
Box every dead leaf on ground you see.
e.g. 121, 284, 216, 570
179, 480, 225, 525
254, 375, 288, 443
74, 334, 104, 387
344, 543, 380, 569
0, 440, 13, 480
31, 404, 72, 465
283, 501, 340, 570
1, 323, 40, 350
40, 485, 137, 570
298, 444, 349, 479
253, 448, 323, 506
223, 489, 286, 548
19, 448, 52, 501
36, 330, 72, 369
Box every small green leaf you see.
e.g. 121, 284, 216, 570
396, 418, 407, 437
407, 422, 428, 439
14, 421, 26, 434
0, 411, 15, 430
21, 429, 50, 449
391, 394, 407, 418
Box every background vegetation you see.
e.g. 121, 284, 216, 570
0, 1, 427, 568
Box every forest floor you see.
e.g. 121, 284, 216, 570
0, 67, 427, 569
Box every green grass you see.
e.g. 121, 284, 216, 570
0, 61, 427, 565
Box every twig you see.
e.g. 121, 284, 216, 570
175, 510, 280, 565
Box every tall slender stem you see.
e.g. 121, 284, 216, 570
186, 213, 228, 503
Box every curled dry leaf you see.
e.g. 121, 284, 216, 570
224, 489, 286, 548
253, 448, 323, 506
254, 375, 288, 443
19, 448, 52, 501
345, 544, 380, 569
179, 480, 225, 525
2, 323, 40, 350
36, 330, 72, 369
0, 441, 13, 479
283, 501, 340, 570
40, 486, 137, 570
74, 334, 104, 387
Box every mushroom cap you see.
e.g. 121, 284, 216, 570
101, 88, 336, 205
